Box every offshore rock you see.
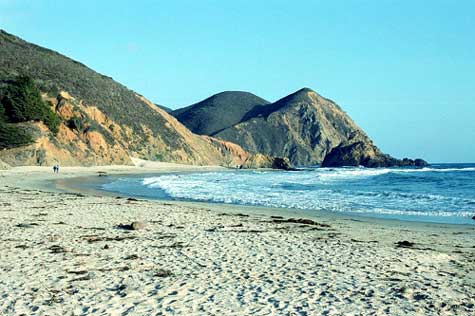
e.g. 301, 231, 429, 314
321, 139, 429, 168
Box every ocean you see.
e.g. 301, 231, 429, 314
98, 163, 475, 225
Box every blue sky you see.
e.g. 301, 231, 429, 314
1, 0, 474, 162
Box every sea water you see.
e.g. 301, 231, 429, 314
100, 164, 475, 225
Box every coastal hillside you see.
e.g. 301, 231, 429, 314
174, 88, 426, 167
0, 30, 286, 168
172, 91, 270, 135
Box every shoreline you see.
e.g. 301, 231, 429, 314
3, 163, 474, 230
1, 165, 474, 315
56, 168, 475, 228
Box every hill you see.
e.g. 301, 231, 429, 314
212, 88, 369, 165
0, 29, 287, 169
172, 91, 270, 135
175, 88, 426, 167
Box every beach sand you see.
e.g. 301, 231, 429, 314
0, 164, 474, 315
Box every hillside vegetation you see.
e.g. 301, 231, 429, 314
1, 75, 60, 132
0, 29, 288, 169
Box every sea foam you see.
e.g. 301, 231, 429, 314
136, 165, 475, 223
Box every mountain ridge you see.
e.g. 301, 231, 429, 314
172, 91, 270, 135
0, 29, 289, 169
173, 88, 427, 167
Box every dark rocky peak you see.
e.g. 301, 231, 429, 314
172, 91, 269, 135
173, 91, 269, 116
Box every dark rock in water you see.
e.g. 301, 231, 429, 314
116, 221, 146, 231
321, 137, 429, 168
398, 158, 429, 167
472, 216, 475, 220
103, 244, 110, 249
272, 157, 294, 170
414, 159, 429, 167
395, 240, 415, 248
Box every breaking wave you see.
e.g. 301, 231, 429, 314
102, 164, 475, 224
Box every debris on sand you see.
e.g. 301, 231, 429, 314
115, 221, 146, 231
15, 223, 39, 228
271, 218, 330, 227
395, 240, 415, 248
154, 269, 173, 277
49, 245, 69, 254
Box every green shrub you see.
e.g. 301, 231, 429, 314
2, 76, 45, 122
47, 85, 60, 97
1, 75, 61, 135
43, 110, 61, 135
0, 121, 32, 149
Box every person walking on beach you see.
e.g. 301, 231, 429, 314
53, 165, 57, 173
56, 164, 60, 173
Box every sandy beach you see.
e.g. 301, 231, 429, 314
0, 164, 474, 316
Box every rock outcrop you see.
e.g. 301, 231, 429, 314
320, 135, 428, 168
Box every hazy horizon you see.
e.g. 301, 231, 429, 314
1, 0, 474, 162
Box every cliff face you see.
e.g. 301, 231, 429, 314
0, 88, 287, 168
0, 30, 288, 169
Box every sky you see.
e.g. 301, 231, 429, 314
1, 0, 474, 162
